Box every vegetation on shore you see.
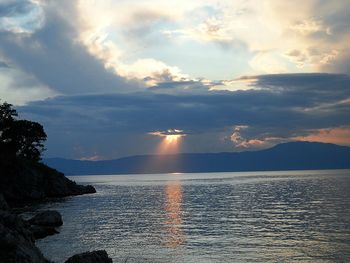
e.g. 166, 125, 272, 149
0, 102, 106, 263
0, 102, 95, 206
0, 102, 46, 163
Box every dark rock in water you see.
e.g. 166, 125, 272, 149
0, 160, 96, 207
0, 193, 9, 210
0, 157, 98, 262
28, 210, 63, 227
82, 185, 96, 193
0, 211, 51, 263
26, 211, 62, 239
65, 250, 113, 263
29, 225, 59, 240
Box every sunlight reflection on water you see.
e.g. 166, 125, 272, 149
163, 181, 185, 248
31, 170, 350, 263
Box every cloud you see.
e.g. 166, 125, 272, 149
0, 0, 139, 99
293, 127, 350, 145
0, 0, 216, 100
158, 0, 350, 74
17, 73, 350, 158
2, 0, 350, 102
0, 60, 10, 68
116, 58, 191, 86
0, 0, 44, 33
0, 65, 56, 105
229, 125, 291, 150
149, 129, 186, 137
249, 52, 288, 74
1, 1, 350, 158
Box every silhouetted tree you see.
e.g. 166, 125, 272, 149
0, 102, 46, 162
0, 102, 17, 122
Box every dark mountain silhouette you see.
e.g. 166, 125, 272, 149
44, 141, 350, 175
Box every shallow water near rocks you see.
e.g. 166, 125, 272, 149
33, 170, 350, 262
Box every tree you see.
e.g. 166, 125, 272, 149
0, 102, 17, 123
0, 102, 47, 162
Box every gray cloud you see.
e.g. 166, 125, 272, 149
0, 0, 44, 33
17, 73, 350, 159
1, 1, 349, 158
0, 60, 10, 68
0, 0, 33, 16
0, 0, 138, 96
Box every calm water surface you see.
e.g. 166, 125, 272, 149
32, 170, 350, 262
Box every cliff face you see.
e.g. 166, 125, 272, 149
0, 160, 95, 207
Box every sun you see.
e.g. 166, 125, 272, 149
165, 134, 182, 142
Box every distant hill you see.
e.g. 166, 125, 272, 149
44, 141, 350, 175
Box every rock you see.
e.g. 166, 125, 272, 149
0, 210, 51, 263
29, 225, 59, 240
0, 193, 9, 210
28, 210, 63, 227
65, 250, 113, 263
80, 185, 96, 194
0, 160, 96, 207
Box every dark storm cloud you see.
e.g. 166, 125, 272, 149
19, 73, 350, 133
16, 73, 350, 158
240, 73, 350, 103
149, 80, 211, 94
0, 0, 137, 95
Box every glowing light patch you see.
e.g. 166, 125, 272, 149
165, 134, 182, 142
148, 129, 186, 154
149, 129, 186, 138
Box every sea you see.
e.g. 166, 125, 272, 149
28, 170, 350, 263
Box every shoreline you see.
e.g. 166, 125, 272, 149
0, 160, 113, 263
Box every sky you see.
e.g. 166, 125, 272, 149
0, 0, 350, 160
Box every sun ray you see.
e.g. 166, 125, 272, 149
149, 129, 186, 155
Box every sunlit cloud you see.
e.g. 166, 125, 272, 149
3, 0, 350, 99
75, 0, 201, 88
1, 0, 350, 158
289, 18, 329, 36
149, 129, 186, 142
293, 127, 350, 146
210, 76, 258, 91
229, 125, 290, 150
149, 129, 186, 154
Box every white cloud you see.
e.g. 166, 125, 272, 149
0, 66, 57, 105
2, 0, 350, 102
249, 52, 289, 74
46, 0, 350, 83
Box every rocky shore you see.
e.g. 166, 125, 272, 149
0, 161, 112, 263
0, 160, 96, 207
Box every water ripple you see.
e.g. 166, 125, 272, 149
31, 170, 350, 263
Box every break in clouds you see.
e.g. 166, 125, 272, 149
20, 73, 350, 159
1, 0, 350, 159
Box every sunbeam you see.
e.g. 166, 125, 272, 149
149, 129, 186, 155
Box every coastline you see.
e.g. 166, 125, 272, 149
0, 160, 112, 263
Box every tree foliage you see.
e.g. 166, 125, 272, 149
0, 102, 47, 162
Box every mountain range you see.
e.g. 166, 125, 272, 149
44, 141, 350, 175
